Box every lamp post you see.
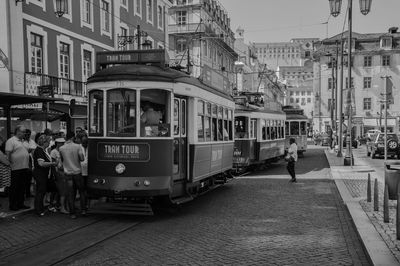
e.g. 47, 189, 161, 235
328, 0, 372, 165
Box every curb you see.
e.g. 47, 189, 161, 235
326, 150, 400, 266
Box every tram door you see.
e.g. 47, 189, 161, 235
173, 97, 187, 181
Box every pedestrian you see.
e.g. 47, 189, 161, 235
23, 129, 37, 198
5, 125, 31, 211
286, 137, 298, 183
0, 136, 11, 196
59, 131, 85, 219
32, 135, 56, 216
50, 138, 68, 214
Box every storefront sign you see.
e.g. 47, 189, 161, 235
97, 142, 150, 162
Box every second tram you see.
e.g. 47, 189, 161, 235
86, 50, 235, 214
282, 106, 308, 155
233, 93, 287, 171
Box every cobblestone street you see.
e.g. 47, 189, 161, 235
0, 146, 370, 265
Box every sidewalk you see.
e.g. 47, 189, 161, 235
0, 194, 34, 218
325, 148, 400, 266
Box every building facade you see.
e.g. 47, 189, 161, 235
254, 38, 318, 70
313, 28, 400, 136
168, 0, 237, 94
278, 65, 314, 119
0, 0, 172, 135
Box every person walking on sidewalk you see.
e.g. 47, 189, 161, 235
5, 125, 30, 211
59, 131, 85, 219
32, 135, 56, 216
287, 137, 298, 183
23, 129, 37, 198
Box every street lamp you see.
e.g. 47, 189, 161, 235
328, 0, 372, 166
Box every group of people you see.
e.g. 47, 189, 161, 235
0, 126, 88, 219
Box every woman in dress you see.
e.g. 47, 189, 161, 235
32, 135, 56, 216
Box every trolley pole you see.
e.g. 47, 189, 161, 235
334, 41, 339, 130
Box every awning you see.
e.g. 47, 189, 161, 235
0, 92, 62, 107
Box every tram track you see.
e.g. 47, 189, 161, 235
0, 216, 147, 266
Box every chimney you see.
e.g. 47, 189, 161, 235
388, 27, 398, 34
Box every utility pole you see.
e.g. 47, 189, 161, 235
337, 39, 344, 157
344, 0, 353, 166
381, 75, 391, 162
334, 40, 339, 129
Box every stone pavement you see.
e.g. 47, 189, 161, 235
61, 147, 370, 266
325, 148, 400, 266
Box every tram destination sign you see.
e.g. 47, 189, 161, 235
97, 142, 150, 162
96, 49, 167, 70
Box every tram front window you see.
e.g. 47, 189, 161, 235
89, 90, 104, 136
140, 89, 171, 137
235, 116, 248, 139
290, 121, 300, 136
300, 121, 307, 135
107, 88, 136, 137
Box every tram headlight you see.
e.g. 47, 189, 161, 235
143, 180, 151, 187
115, 163, 126, 174
93, 178, 99, 184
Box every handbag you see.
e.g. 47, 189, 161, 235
285, 154, 295, 162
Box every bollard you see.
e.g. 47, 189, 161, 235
374, 178, 379, 211
397, 182, 400, 240
384, 183, 389, 223
367, 173, 371, 202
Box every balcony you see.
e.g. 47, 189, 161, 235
169, 23, 205, 34
25, 72, 87, 102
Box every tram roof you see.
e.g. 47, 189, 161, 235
87, 64, 233, 101
286, 113, 308, 120
235, 104, 286, 115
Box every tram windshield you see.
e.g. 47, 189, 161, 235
140, 89, 171, 137
235, 116, 248, 138
107, 88, 137, 137
290, 121, 300, 136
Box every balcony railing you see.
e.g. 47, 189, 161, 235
25, 72, 87, 99
169, 23, 205, 34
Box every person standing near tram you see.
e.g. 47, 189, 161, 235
5, 125, 30, 211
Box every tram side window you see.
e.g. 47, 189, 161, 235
107, 88, 136, 137
290, 121, 300, 136
140, 89, 171, 137
205, 103, 211, 141
300, 121, 307, 135
249, 119, 257, 139
174, 99, 180, 135
228, 110, 233, 140
223, 109, 229, 141
270, 120, 276, 140
218, 106, 223, 141
197, 100, 205, 142
235, 116, 248, 139
276, 121, 281, 139
89, 90, 104, 136
212, 104, 218, 141
281, 120, 285, 139
262, 119, 267, 140
285, 121, 289, 136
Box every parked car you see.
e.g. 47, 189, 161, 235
368, 133, 400, 159
321, 133, 331, 146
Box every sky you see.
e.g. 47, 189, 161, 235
218, 0, 400, 43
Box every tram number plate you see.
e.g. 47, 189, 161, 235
97, 142, 150, 162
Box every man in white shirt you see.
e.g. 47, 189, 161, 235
287, 137, 298, 183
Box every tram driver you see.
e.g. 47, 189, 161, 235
141, 102, 162, 136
